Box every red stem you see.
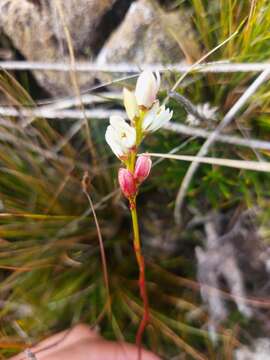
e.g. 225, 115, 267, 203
136, 255, 149, 360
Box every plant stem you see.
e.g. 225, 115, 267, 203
130, 197, 149, 359
82, 174, 111, 318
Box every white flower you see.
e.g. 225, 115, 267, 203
186, 103, 218, 127
135, 70, 160, 109
123, 87, 139, 121
105, 116, 136, 158
142, 101, 173, 132
186, 114, 201, 127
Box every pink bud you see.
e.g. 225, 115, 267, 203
118, 168, 137, 198
134, 155, 152, 183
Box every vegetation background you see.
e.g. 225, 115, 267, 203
0, 0, 270, 359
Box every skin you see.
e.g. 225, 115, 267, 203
10, 324, 160, 360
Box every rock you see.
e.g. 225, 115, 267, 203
96, 0, 201, 67
46, 0, 117, 55
235, 338, 270, 360
0, 0, 116, 95
0, 0, 201, 95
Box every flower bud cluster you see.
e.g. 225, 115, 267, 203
105, 70, 173, 199
118, 155, 152, 199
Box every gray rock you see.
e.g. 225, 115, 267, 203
0, 0, 116, 95
46, 0, 116, 55
97, 0, 201, 67
0, 0, 201, 95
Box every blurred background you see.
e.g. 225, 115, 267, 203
0, 0, 270, 359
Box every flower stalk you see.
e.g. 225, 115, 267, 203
105, 70, 173, 357
130, 200, 149, 356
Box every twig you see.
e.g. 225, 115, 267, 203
40, 92, 122, 111
0, 107, 125, 120
1, 107, 270, 152
163, 122, 270, 151
152, 136, 197, 167
169, 30, 239, 94
169, 92, 216, 122
173, 69, 270, 224
143, 153, 270, 173
81, 173, 111, 317
36, 92, 121, 150
2, 61, 270, 73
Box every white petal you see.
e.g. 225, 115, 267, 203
105, 126, 125, 158
123, 88, 139, 121
108, 115, 136, 154
158, 107, 173, 126
123, 128, 136, 148
142, 101, 160, 131
109, 115, 126, 128
110, 115, 132, 134
147, 106, 173, 132
135, 70, 159, 108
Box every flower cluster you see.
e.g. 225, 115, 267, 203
105, 70, 173, 199
186, 102, 218, 127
